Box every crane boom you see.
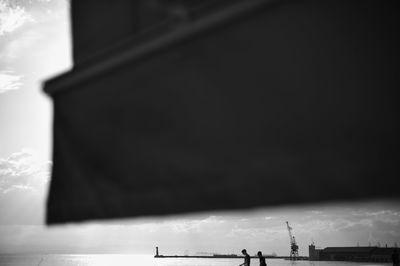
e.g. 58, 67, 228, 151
286, 221, 293, 243
286, 221, 299, 260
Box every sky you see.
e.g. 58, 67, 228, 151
0, 0, 400, 257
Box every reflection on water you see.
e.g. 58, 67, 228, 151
0, 255, 392, 266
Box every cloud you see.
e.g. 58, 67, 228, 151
289, 202, 400, 249
1, 200, 399, 254
0, 149, 51, 224
0, 0, 31, 35
0, 70, 22, 93
0, 1, 72, 71
310, 210, 323, 215
129, 215, 229, 234
0, 29, 42, 62
0, 149, 50, 193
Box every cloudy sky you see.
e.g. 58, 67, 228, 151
0, 0, 399, 257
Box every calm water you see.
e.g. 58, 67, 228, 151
0, 255, 391, 266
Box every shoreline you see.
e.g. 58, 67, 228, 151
154, 255, 309, 260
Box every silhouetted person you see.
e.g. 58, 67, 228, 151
240, 249, 250, 266
257, 251, 267, 266
393, 249, 399, 266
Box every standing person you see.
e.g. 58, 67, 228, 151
239, 249, 251, 266
393, 249, 399, 266
257, 251, 267, 266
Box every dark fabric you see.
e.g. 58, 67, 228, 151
46, 0, 399, 224
70, 0, 231, 64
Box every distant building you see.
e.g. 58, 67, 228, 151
195, 252, 214, 256
309, 244, 396, 262
309, 244, 321, 261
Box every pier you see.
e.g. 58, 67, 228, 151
154, 247, 308, 260
154, 254, 309, 260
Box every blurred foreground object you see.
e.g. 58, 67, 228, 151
44, 0, 399, 224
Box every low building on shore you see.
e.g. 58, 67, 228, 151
309, 244, 396, 262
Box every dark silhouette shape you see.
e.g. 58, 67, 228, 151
240, 249, 250, 266
393, 249, 399, 266
45, 0, 400, 225
258, 251, 267, 266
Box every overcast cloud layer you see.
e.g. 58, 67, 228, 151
0, 149, 399, 255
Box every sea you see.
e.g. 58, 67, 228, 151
0, 255, 391, 266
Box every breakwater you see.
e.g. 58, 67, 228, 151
154, 255, 309, 260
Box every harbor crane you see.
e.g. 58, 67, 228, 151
286, 221, 299, 260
